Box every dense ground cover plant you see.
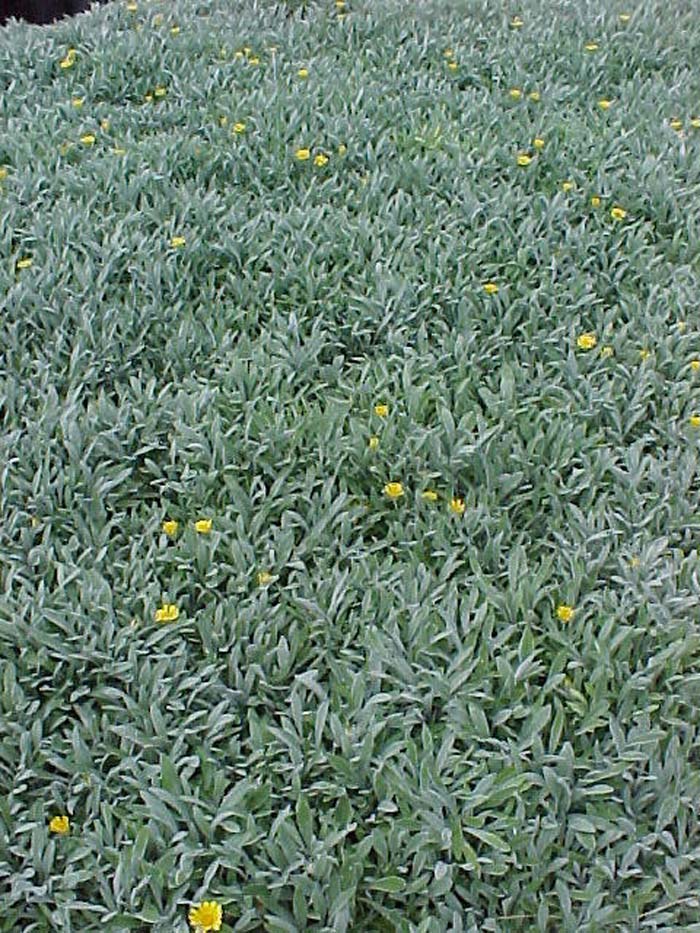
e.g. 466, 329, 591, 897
1, 0, 699, 929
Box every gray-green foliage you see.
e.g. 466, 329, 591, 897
1, 0, 700, 929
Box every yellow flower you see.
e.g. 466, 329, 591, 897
248, 57, 260, 65
670, 118, 682, 131
154, 604, 179, 623
690, 415, 700, 428
188, 901, 223, 932
154, 86, 167, 98
338, 143, 347, 155
449, 497, 466, 515
0, 167, 7, 180
691, 118, 700, 129
126, 1, 137, 10
374, 403, 389, 417
170, 25, 180, 34
629, 556, 641, 568
556, 604, 574, 623
528, 91, 540, 102
577, 332, 597, 350
591, 195, 601, 208
368, 435, 380, 450
257, 571, 273, 586
690, 360, 700, 372
100, 119, 110, 131
516, 153, 532, 166
314, 153, 329, 167
444, 48, 454, 58
80, 134, 96, 145
144, 94, 153, 103
677, 321, 687, 332
112, 147, 126, 155
233, 122, 246, 134
170, 236, 186, 248
509, 88, 522, 100
16, 257, 33, 269
598, 99, 613, 110
384, 482, 404, 499
72, 97, 84, 108
639, 348, 651, 361
448, 61, 458, 71
243, 46, 252, 55
219, 116, 228, 126
297, 68, 309, 78
585, 42, 599, 51
562, 181, 574, 192
295, 148, 311, 161
619, 12, 631, 22
49, 815, 70, 834
195, 518, 212, 534
421, 489, 438, 501
59, 55, 75, 69
533, 137, 545, 149
610, 206, 626, 220
483, 282, 499, 295
162, 520, 178, 536
600, 345, 614, 358
511, 16, 524, 28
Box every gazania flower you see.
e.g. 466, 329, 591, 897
112, 147, 126, 155
577, 332, 597, 350
591, 195, 601, 208
314, 153, 329, 166
338, 143, 347, 155
598, 98, 613, 110
80, 134, 96, 145
562, 181, 574, 192
170, 236, 186, 248
233, 122, 246, 133
610, 206, 626, 220
257, 571, 273, 586
600, 345, 614, 358
690, 360, 700, 372
188, 900, 223, 932
248, 57, 260, 65
516, 152, 532, 166
510, 16, 524, 28
72, 97, 84, 108
533, 137, 545, 149
584, 42, 599, 51
670, 118, 682, 131
528, 91, 540, 101
690, 118, 700, 129
690, 415, 700, 428
421, 489, 438, 501
556, 604, 574, 622
170, 25, 180, 34
368, 435, 380, 450
374, 403, 389, 417
384, 482, 404, 499
154, 604, 179, 623
444, 48, 454, 58
195, 518, 212, 534
483, 282, 499, 295
447, 61, 458, 71
49, 815, 70, 834
162, 520, 178, 536
295, 147, 311, 161
154, 86, 167, 98
0, 167, 7, 180
509, 88, 522, 100
297, 68, 309, 78
639, 348, 651, 361
100, 119, 110, 131
619, 12, 630, 22
16, 257, 33, 269
449, 497, 465, 515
